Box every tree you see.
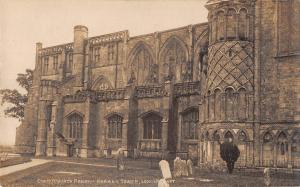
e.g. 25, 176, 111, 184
0, 69, 33, 121
220, 140, 240, 174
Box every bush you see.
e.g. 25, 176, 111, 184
220, 142, 240, 174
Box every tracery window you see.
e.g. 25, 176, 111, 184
163, 39, 189, 82
182, 109, 199, 139
143, 114, 162, 139
130, 45, 154, 85
68, 114, 83, 139
108, 115, 123, 139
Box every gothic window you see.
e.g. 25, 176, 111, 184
238, 9, 248, 40
130, 45, 154, 85
217, 11, 225, 41
68, 114, 83, 139
94, 47, 101, 62
143, 113, 162, 139
43, 57, 49, 75
108, 115, 123, 139
277, 132, 288, 155
182, 109, 199, 139
53, 55, 58, 71
227, 9, 237, 40
162, 39, 188, 82
108, 44, 115, 62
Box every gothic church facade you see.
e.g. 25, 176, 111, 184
16, 0, 300, 168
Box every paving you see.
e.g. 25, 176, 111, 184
0, 159, 52, 177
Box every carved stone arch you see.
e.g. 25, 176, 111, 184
65, 110, 84, 119
139, 110, 163, 119
212, 130, 221, 141
238, 7, 249, 14
277, 131, 288, 143
262, 131, 274, 144
90, 75, 113, 91
223, 129, 236, 141
237, 129, 249, 142
127, 41, 156, 85
159, 36, 189, 82
181, 106, 199, 115
104, 112, 124, 120
194, 29, 209, 81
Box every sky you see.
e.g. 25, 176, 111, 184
0, 0, 208, 145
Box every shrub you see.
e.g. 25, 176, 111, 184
220, 141, 240, 174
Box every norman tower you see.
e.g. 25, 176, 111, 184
199, 0, 256, 166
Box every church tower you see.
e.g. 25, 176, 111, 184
200, 0, 256, 166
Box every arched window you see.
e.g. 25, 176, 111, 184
227, 9, 237, 40
68, 114, 83, 139
182, 109, 199, 139
214, 89, 222, 120
239, 9, 248, 40
108, 115, 123, 139
143, 113, 162, 139
238, 88, 247, 120
277, 132, 288, 155
217, 11, 225, 41
161, 38, 188, 82
130, 45, 154, 85
225, 88, 235, 120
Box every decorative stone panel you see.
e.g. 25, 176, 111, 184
206, 41, 254, 92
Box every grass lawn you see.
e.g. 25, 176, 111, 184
1, 157, 300, 187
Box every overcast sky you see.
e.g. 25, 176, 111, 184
0, 0, 208, 145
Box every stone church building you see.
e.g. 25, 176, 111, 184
16, 0, 300, 168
